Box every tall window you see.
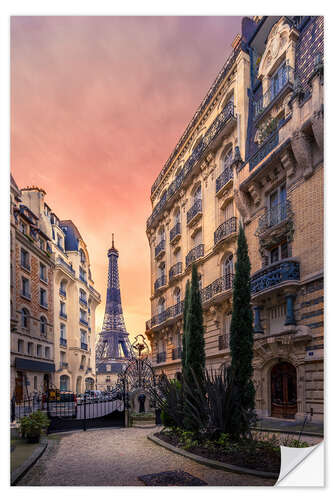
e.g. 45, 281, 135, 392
271, 62, 287, 99
269, 184, 287, 226
21, 276, 30, 298
80, 308, 87, 322
270, 241, 290, 264
60, 301, 66, 316
60, 280, 67, 295
40, 316, 47, 336
60, 323, 66, 339
40, 288, 47, 308
45, 346, 50, 359
80, 249, 86, 264
27, 342, 33, 355
19, 221, 27, 234
20, 248, 30, 270
222, 148, 233, 171
57, 234, 63, 250
81, 330, 87, 346
21, 308, 29, 329
222, 201, 234, 222
223, 254, 234, 289
37, 345, 42, 357
79, 267, 87, 282
40, 263, 47, 282
18, 339, 24, 353
193, 184, 201, 201
38, 238, 45, 250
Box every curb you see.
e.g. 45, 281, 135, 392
148, 433, 279, 480
252, 427, 324, 438
11, 437, 48, 485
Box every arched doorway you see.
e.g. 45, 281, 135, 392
271, 362, 297, 419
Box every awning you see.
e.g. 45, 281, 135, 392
15, 357, 55, 373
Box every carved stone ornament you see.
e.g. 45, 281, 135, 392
234, 188, 250, 220
311, 106, 324, 152
291, 129, 313, 179
248, 181, 261, 207
280, 149, 296, 178
258, 218, 294, 259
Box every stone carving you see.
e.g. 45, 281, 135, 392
280, 149, 296, 178
291, 130, 313, 179
311, 106, 324, 151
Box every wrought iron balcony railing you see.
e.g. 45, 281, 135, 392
147, 101, 235, 229
249, 130, 279, 171
56, 257, 75, 277
170, 222, 181, 243
146, 274, 233, 330
155, 239, 166, 258
59, 288, 66, 298
60, 337, 67, 347
172, 347, 182, 360
253, 65, 294, 120
214, 217, 237, 246
216, 165, 234, 194
154, 274, 167, 291
80, 318, 89, 327
156, 352, 166, 364
186, 244, 204, 268
251, 260, 300, 295
81, 342, 88, 351
257, 200, 292, 235
200, 274, 234, 302
169, 262, 183, 280
187, 199, 202, 225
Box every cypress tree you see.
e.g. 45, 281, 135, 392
229, 223, 255, 437
181, 280, 191, 374
183, 264, 205, 430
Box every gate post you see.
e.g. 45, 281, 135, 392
83, 393, 87, 431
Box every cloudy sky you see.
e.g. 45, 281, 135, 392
11, 16, 242, 338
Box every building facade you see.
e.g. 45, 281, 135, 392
19, 187, 101, 394
10, 176, 55, 401
145, 16, 323, 423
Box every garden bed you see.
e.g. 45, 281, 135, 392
156, 429, 282, 474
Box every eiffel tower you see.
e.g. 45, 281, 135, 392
96, 235, 132, 376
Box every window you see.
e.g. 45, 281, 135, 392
222, 201, 234, 222
60, 351, 66, 365
57, 234, 63, 250
268, 184, 287, 226
222, 148, 233, 171
37, 345, 42, 357
80, 308, 87, 322
80, 249, 86, 264
34, 376, 37, 390
271, 62, 287, 99
45, 346, 50, 359
79, 267, 87, 283
40, 263, 47, 282
268, 303, 287, 335
270, 241, 290, 264
60, 301, 66, 316
21, 276, 30, 298
60, 280, 67, 295
21, 308, 29, 329
223, 254, 233, 276
40, 316, 47, 336
107, 364, 111, 372
27, 342, 33, 355
19, 221, 26, 234
38, 238, 45, 250
20, 248, 30, 270
40, 288, 47, 308
18, 339, 24, 353
60, 323, 66, 339
80, 329, 87, 344
193, 184, 201, 201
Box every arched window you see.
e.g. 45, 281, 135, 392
40, 316, 47, 336
223, 254, 234, 289
222, 148, 233, 171
21, 308, 29, 329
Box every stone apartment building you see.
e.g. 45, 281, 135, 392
10, 176, 55, 401
11, 183, 101, 396
145, 16, 323, 423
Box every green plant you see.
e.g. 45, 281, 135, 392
154, 377, 184, 429
229, 224, 256, 439
19, 411, 50, 443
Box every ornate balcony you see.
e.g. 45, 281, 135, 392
147, 101, 235, 230
253, 65, 294, 120
155, 239, 165, 259
154, 274, 167, 292
257, 200, 292, 235
169, 262, 182, 280
170, 222, 181, 244
200, 274, 234, 302
214, 217, 237, 246
60, 337, 67, 347
187, 199, 202, 225
80, 318, 89, 327
56, 257, 75, 277
249, 130, 279, 171
172, 347, 182, 360
186, 244, 204, 268
216, 165, 233, 195
251, 260, 300, 295
156, 352, 166, 364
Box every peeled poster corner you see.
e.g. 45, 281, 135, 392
276, 441, 324, 487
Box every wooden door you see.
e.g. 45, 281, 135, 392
271, 362, 297, 419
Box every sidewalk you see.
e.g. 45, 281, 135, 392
11, 436, 48, 485
254, 417, 323, 436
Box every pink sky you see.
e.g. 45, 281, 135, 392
11, 16, 242, 339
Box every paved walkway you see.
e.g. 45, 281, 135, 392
18, 427, 276, 486
255, 417, 324, 436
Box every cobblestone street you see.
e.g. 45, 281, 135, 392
18, 427, 276, 486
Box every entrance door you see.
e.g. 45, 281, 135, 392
271, 362, 297, 419
15, 371, 23, 402
43, 374, 49, 393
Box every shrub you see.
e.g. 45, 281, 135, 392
19, 410, 50, 443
